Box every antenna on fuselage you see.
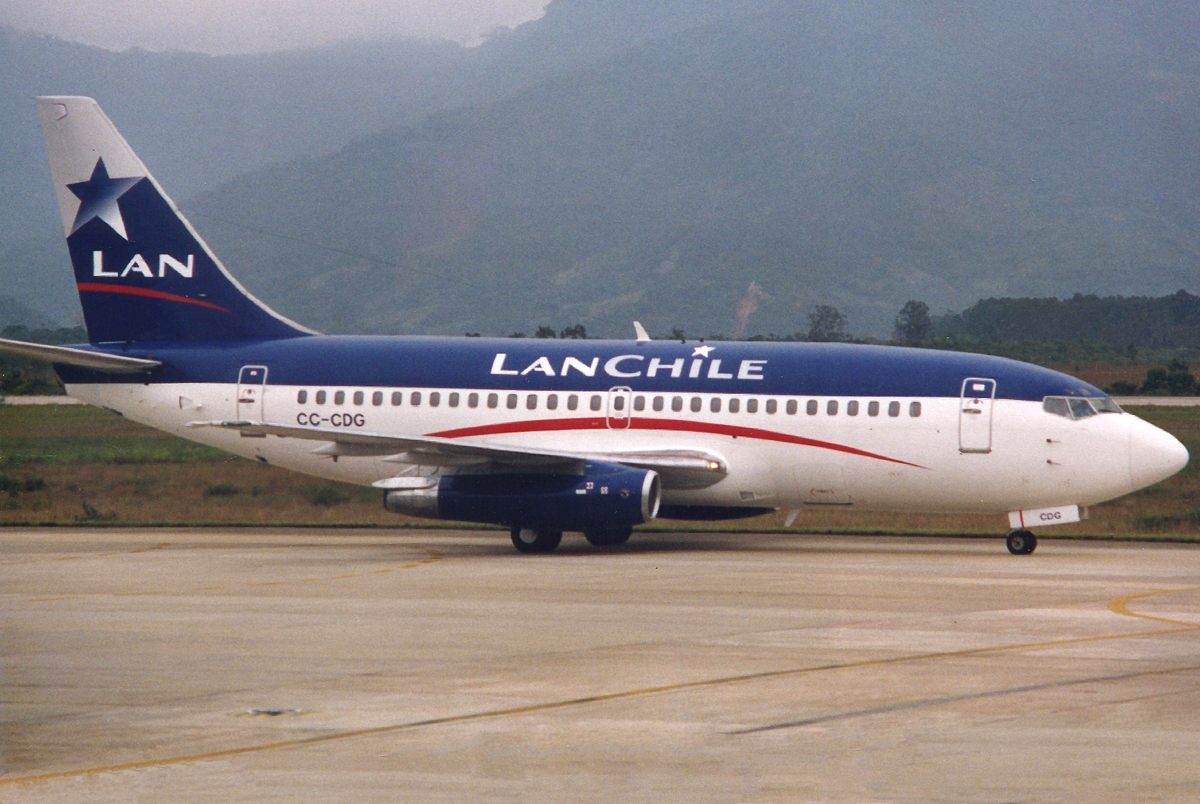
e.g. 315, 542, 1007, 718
633, 321, 651, 343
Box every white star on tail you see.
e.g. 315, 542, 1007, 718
67, 158, 142, 240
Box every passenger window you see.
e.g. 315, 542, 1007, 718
847, 400, 859, 416
613, 396, 625, 411
590, 395, 602, 411
526, 394, 537, 410
672, 396, 683, 412
411, 391, 421, 406
806, 400, 817, 415
430, 392, 440, 407
909, 401, 921, 417
653, 396, 664, 411
391, 391, 402, 406
468, 392, 479, 408
766, 399, 777, 414
507, 394, 518, 410
827, 400, 838, 415
690, 397, 702, 412
868, 400, 879, 417
316, 390, 326, 405
353, 390, 364, 406
297, 390, 307, 404
567, 394, 579, 411
747, 399, 758, 414
710, 397, 721, 413
729, 398, 741, 413
334, 390, 345, 406
487, 393, 498, 409
888, 401, 900, 417
449, 392, 459, 407
547, 394, 558, 410
634, 396, 645, 412
372, 391, 383, 406
786, 399, 797, 415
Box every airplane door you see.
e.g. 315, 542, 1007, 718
959, 377, 996, 453
607, 386, 632, 429
237, 365, 268, 422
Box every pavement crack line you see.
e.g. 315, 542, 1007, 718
4, 615, 1199, 787
726, 664, 1200, 735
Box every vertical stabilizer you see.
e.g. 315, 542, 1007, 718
36, 96, 313, 344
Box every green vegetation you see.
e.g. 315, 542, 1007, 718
0, 405, 225, 465
307, 485, 351, 507
0, 325, 88, 396
935, 292, 1200, 350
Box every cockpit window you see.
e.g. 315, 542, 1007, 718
1042, 397, 1070, 418
1043, 396, 1122, 420
1068, 398, 1096, 419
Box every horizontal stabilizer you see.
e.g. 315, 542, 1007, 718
0, 337, 160, 373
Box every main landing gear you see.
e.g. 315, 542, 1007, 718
510, 527, 563, 554
509, 526, 634, 553
1006, 529, 1037, 555
584, 527, 633, 547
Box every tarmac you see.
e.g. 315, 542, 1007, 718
2, 527, 1199, 802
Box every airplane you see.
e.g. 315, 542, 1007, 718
0, 95, 1188, 555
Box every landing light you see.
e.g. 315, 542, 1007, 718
707, 461, 721, 471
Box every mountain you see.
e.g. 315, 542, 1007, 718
0, 295, 50, 329
0, 0, 746, 322
191, 0, 1200, 338
4, 0, 1200, 339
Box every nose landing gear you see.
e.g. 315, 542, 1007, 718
1006, 529, 1037, 555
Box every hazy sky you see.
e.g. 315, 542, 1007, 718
0, 0, 552, 54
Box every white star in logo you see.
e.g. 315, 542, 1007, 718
691, 345, 715, 358
67, 158, 142, 240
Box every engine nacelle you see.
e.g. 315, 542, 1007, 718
384, 461, 660, 532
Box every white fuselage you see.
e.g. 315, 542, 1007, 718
67, 379, 1159, 516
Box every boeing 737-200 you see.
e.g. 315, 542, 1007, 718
1, 96, 1187, 554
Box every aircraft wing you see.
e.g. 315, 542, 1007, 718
0, 337, 161, 373
189, 420, 726, 488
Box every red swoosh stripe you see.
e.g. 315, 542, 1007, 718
429, 416, 925, 468
77, 283, 230, 313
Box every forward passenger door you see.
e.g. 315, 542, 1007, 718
959, 377, 996, 453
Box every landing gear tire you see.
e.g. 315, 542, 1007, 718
1006, 530, 1037, 555
584, 527, 633, 547
511, 527, 563, 554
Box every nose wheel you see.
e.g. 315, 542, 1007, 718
1006, 530, 1037, 555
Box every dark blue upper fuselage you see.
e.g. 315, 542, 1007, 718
53, 336, 1104, 402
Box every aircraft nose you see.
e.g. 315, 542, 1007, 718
1128, 417, 1189, 491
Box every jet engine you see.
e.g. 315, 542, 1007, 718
384, 461, 660, 532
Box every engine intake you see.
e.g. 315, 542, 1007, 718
384, 461, 660, 532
